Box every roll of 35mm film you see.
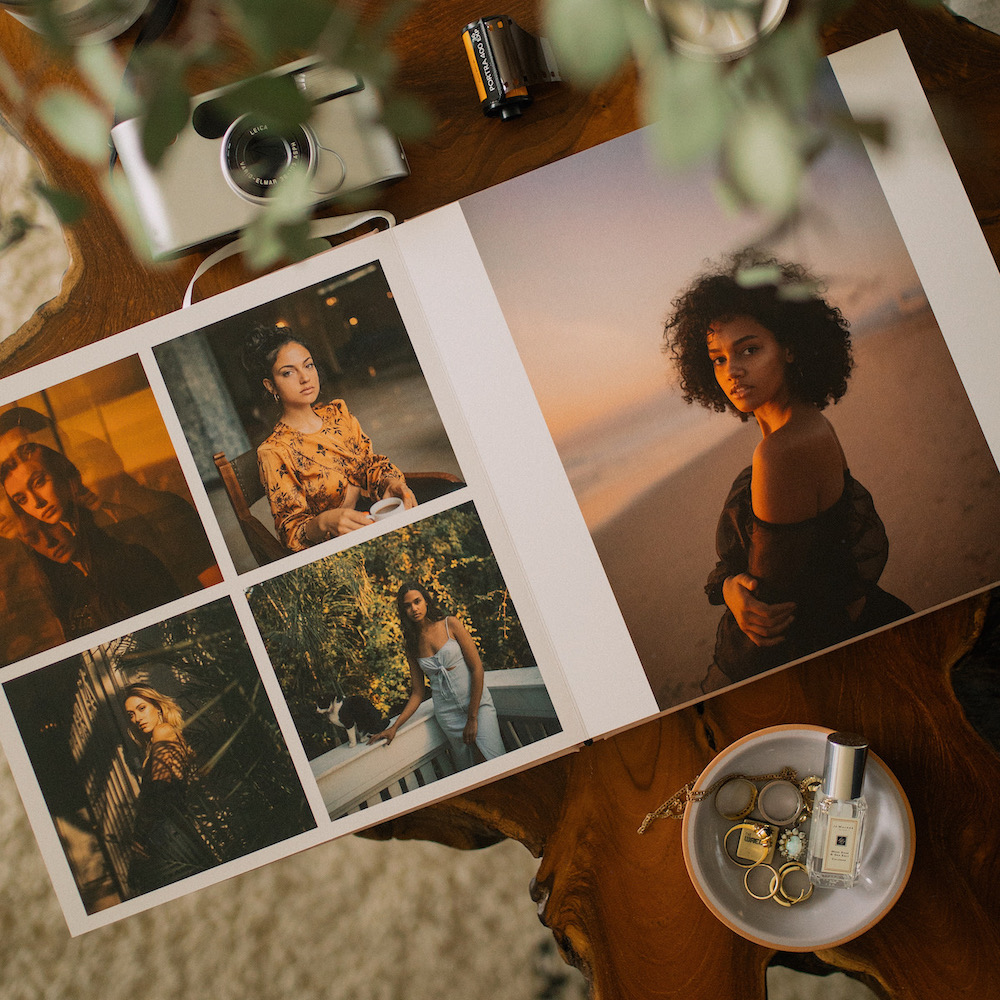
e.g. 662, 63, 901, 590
462, 16, 561, 119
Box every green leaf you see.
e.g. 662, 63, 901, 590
778, 279, 821, 301
224, 0, 332, 61
101, 171, 154, 262
34, 182, 88, 225
26, 0, 71, 52
711, 174, 744, 216
215, 73, 314, 132
379, 93, 435, 141
75, 41, 128, 111
814, 0, 860, 18
37, 89, 110, 165
643, 49, 728, 167
241, 162, 322, 269
130, 43, 192, 166
723, 101, 804, 215
621, 0, 664, 64
736, 264, 782, 288
543, 0, 629, 85
830, 111, 889, 150
752, 13, 821, 111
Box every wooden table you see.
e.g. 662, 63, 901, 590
1, 1, 998, 996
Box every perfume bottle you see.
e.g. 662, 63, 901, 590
807, 732, 869, 888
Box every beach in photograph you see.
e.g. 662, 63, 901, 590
461, 99, 1000, 712
589, 306, 1000, 707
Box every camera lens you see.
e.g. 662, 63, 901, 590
223, 116, 315, 201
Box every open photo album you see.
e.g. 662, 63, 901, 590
1, 31, 998, 934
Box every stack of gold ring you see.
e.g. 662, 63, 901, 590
718, 773, 816, 906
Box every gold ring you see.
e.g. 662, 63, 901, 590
714, 776, 758, 821
744, 862, 779, 900
723, 822, 773, 868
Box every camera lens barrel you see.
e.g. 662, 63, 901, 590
223, 117, 316, 201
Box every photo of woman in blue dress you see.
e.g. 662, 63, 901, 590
369, 581, 505, 769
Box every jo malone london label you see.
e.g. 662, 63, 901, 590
821, 815, 860, 873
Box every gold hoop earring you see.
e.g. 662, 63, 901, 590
775, 862, 814, 905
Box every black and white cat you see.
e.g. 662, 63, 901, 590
316, 695, 387, 748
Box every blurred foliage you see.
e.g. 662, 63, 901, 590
543, 0, 900, 222
0, 0, 936, 264
246, 503, 533, 759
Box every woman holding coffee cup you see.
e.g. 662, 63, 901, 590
242, 325, 416, 551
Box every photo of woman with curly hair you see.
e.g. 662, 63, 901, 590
664, 252, 913, 691
461, 121, 1000, 709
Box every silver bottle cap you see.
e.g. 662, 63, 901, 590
821, 731, 868, 800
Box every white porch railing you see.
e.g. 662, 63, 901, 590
310, 666, 559, 820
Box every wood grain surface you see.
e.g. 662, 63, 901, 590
1, 1, 998, 995
366, 593, 1000, 999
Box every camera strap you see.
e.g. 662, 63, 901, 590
181, 212, 396, 308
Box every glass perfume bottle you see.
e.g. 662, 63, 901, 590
807, 731, 869, 888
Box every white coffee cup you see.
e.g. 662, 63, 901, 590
370, 496, 404, 521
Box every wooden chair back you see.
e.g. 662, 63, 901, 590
213, 450, 287, 565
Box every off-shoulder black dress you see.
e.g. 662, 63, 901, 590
705, 466, 913, 682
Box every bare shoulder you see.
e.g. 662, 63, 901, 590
150, 722, 181, 744
448, 615, 470, 639
752, 412, 844, 522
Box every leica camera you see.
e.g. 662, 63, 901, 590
111, 57, 409, 258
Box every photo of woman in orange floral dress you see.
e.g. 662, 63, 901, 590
241, 324, 416, 551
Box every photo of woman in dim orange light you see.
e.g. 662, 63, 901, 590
1, 442, 181, 639
0, 356, 223, 666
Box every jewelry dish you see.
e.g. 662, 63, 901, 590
681, 724, 915, 951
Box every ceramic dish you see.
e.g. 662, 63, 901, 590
681, 725, 915, 951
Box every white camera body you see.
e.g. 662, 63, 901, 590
111, 57, 409, 258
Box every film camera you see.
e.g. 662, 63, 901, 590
111, 57, 409, 258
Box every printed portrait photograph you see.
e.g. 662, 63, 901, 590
460, 67, 1000, 710
153, 259, 465, 573
0, 356, 222, 668
2, 598, 316, 914
245, 502, 562, 821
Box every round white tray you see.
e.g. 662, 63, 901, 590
681, 724, 915, 951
